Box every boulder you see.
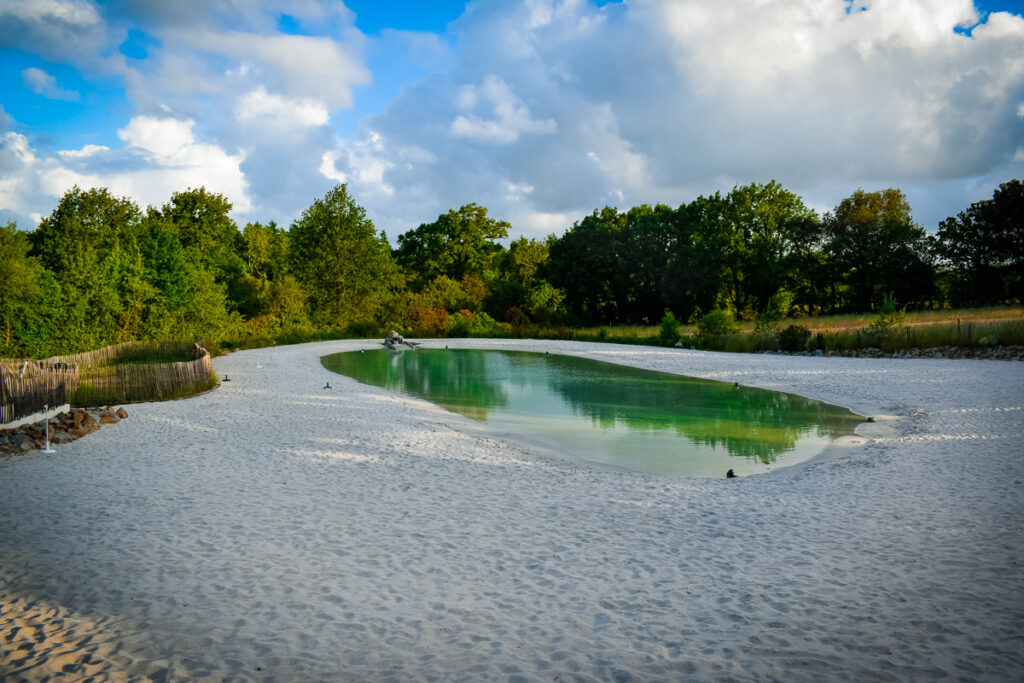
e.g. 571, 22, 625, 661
71, 414, 99, 436
116, 407, 128, 419
51, 432, 76, 445
99, 413, 119, 425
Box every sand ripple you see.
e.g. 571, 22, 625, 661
1, 340, 1022, 681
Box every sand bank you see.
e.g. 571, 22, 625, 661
2, 339, 1023, 681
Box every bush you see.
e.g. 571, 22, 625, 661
345, 320, 381, 338
754, 290, 792, 334
446, 310, 473, 337
412, 307, 449, 337
697, 309, 740, 337
778, 324, 810, 351
505, 306, 528, 326
870, 293, 907, 335
470, 311, 498, 336
659, 310, 681, 346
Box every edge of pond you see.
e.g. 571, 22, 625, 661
320, 338, 885, 479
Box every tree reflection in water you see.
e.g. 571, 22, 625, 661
321, 349, 861, 474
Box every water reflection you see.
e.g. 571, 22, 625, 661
321, 349, 860, 475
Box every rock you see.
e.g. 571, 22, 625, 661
116, 407, 128, 419
10, 431, 32, 446
74, 414, 99, 435
51, 432, 76, 444
18, 440, 35, 453
99, 413, 119, 425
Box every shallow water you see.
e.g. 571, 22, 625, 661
322, 349, 861, 476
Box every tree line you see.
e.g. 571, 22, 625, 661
1, 179, 1020, 357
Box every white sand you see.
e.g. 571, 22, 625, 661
2, 339, 1022, 681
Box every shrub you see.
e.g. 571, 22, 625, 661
754, 290, 792, 334
659, 310, 681, 346
778, 324, 810, 351
470, 311, 498, 336
505, 306, 528, 326
345, 320, 380, 338
870, 293, 907, 335
697, 309, 740, 337
412, 307, 449, 337
446, 310, 473, 337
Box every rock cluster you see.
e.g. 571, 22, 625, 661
0, 406, 128, 455
762, 344, 1024, 361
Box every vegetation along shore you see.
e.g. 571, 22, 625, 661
2, 179, 1021, 360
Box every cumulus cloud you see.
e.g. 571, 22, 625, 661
0, 0, 115, 72
0, 115, 249, 224
451, 75, 557, 143
4, 0, 1023, 238
321, 0, 1024, 237
237, 87, 329, 127
170, 30, 368, 110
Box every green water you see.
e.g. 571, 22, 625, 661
321, 349, 861, 476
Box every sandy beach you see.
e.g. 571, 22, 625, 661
2, 339, 1023, 681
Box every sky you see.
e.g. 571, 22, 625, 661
1, 0, 1023, 242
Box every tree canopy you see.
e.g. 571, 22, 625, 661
1, 177, 1019, 357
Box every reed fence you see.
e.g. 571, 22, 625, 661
1, 342, 215, 425
0, 361, 71, 425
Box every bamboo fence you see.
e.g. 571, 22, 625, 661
1, 342, 215, 426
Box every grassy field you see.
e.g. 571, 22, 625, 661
573, 307, 1024, 340
215, 306, 1024, 356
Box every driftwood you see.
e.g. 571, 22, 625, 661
383, 331, 419, 351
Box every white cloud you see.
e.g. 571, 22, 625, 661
172, 30, 369, 109
0, 116, 250, 220
4, 0, 1022, 238
319, 151, 347, 184
56, 144, 110, 159
0, 0, 110, 66
21, 67, 80, 101
451, 75, 557, 144
237, 87, 329, 127
0, 0, 100, 25
327, 0, 1024, 238
0, 132, 39, 216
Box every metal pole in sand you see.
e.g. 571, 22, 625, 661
40, 403, 56, 454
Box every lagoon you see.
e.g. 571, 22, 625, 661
322, 348, 861, 476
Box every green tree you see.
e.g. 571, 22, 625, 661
157, 188, 240, 270
289, 184, 402, 328
933, 200, 1008, 306
658, 310, 681, 346
395, 203, 509, 289
30, 187, 155, 350
720, 181, 817, 317
547, 207, 628, 324
490, 236, 564, 322
0, 222, 62, 355
985, 179, 1024, 302
241, 220, 289, 281
823, 188, 933, 312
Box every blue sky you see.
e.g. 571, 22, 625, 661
1, 0, 1023, 238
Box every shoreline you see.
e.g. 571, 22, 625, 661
2, 339, 1023, 680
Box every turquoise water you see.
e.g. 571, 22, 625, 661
321, 349, 861, 476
